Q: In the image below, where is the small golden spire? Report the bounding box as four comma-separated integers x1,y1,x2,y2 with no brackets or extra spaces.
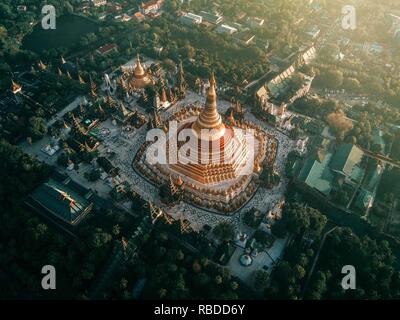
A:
161,86,167,103
11,80,22,94
66,71,72,80
38,60,46,71
176,175,184,187
57,68,63,76
78,74,86,84
91,88,97,98
227,109,235,124
134,54,145,77
193,73,223,132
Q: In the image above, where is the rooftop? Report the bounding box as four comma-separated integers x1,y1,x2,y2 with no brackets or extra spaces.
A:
27,175,93,226
297,143,366,196
330,144,363,177
297,153,334,196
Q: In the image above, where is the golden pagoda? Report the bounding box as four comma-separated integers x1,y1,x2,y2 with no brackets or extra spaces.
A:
167,73,250,185
124,54,153,90
137,70,266,212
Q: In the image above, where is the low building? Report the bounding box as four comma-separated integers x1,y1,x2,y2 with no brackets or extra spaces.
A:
133,11,145,22
247,17,264,28
26,174,94,228
96,43,118,55
140,0,164,16
234,31,256,46
200,11,223,24
296,143,365,199
17,5,27,12
330,144,364,182
180,13,203,26
91,0,107,7
121,13,132,22
215,24,238,35
371,128,386,154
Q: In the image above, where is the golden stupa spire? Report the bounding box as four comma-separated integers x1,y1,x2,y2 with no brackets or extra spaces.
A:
193,72,223,132
38,60,46,71
176,175,184,187
57,68,63,76
66,71,72,80
119,76,127,90
61,56,66,64
11,80,22,94
134,54,145,77
227,109,236,125
161,86,167,103
78,74,86,84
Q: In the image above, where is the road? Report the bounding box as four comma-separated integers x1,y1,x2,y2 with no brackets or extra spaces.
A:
301,226,338,299
361,148,400,169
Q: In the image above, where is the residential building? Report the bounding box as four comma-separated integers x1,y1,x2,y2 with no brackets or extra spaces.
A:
91,0,107,7
96,43,118,55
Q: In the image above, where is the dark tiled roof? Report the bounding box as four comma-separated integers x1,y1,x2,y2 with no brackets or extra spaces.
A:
28,178,93,225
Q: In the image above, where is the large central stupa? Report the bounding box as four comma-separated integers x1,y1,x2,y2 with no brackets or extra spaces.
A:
169,74,250,185
135,73,267,213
